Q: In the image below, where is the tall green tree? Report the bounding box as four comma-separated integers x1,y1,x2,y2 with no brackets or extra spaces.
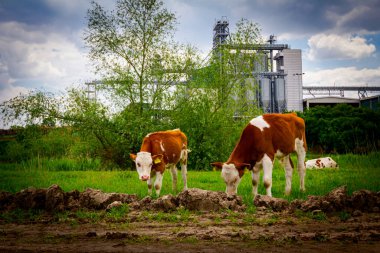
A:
85,0,197,115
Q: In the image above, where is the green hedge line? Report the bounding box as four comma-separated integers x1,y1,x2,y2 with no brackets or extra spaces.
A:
300,104,380,153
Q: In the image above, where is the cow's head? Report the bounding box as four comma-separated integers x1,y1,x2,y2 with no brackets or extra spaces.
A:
130,152,163,181
211,162,251,196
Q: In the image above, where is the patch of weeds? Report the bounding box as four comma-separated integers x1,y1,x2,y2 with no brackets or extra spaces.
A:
137,211,150,222
179,235,198,244
199,220,213,228
171,227,182,234
243,214,257,224
55,211,70,223
239,232,251,241
263,214,280,226
279,235,299,245
145,209,194,223
311,211,327,221
255,234,274,245
0,209,21,223
214,216,222,224
284,217,296,225
0,209,43,223
225,209,241,223
145,211,174,222
338,211,351,222
106,204,129,221
118,222,131,229
124,235,153,243
27,209,44,222
75,210,102,223
70,219,79,227
294,210,327,221
176,208,193,222
245,205,256,214
228,216,238,223
152,212,175,222
294,209,305,219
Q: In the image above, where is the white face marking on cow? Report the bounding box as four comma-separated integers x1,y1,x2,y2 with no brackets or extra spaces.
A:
135,152,153,181
249,116,270,132
221,163,241,196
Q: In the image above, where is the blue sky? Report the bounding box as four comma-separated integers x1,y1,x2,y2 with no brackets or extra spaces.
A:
1,0,380,103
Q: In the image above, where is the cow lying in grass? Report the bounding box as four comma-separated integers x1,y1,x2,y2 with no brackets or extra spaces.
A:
306,157,338,169
212,113,307,197
130,129,189,196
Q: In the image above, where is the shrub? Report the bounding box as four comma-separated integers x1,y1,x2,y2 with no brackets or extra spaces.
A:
300,104,380,153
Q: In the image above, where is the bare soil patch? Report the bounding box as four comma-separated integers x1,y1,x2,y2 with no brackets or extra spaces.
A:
1,185,379,252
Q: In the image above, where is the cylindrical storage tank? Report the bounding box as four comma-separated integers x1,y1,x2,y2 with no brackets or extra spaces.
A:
254,54,268,72
275,78,286,112
260,78,271,112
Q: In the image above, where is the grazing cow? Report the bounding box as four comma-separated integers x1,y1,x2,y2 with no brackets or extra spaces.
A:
306,157,338,169
212,113,307,197
130,129,188,196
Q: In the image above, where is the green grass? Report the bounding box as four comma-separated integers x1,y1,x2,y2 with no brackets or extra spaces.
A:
0,153,379,206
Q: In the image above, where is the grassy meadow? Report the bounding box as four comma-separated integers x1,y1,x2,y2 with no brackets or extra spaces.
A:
0,152,379,207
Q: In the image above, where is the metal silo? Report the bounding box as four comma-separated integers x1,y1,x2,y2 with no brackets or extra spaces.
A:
260,78,271,113
275,78,286,112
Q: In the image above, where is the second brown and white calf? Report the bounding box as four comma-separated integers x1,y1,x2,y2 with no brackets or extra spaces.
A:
212,113,307,197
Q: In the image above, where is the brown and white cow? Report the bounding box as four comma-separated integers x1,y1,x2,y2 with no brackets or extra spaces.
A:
212,113,307,197
130,129,188,196
306,157,338,169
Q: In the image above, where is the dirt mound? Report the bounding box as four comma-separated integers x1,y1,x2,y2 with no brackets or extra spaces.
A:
0,186,245,212
0,184,138,212
1,185,379,213
177,188,245,211
128,188,245,212
255,186,380,213
253,194,289,212
129,195,179,212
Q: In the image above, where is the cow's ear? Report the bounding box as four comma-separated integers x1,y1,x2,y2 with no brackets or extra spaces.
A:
211,162,224,170
235,163,251,170
130,153,137,161
152,154,163,165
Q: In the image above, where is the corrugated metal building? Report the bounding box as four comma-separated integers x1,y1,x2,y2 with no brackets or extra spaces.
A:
275,49,303,112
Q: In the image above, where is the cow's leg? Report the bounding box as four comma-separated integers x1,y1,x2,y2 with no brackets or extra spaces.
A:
251,163,261,198
180,148,188,191
282,155,294,195
147,170,156,195
295,139,307,192
170,164,178,192
180,160,188,191
154,171,164,196
262,154,273,197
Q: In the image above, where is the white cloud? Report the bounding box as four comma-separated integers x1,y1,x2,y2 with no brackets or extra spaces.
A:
304,66,380,87
306,33,376,60
0,22,92,97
